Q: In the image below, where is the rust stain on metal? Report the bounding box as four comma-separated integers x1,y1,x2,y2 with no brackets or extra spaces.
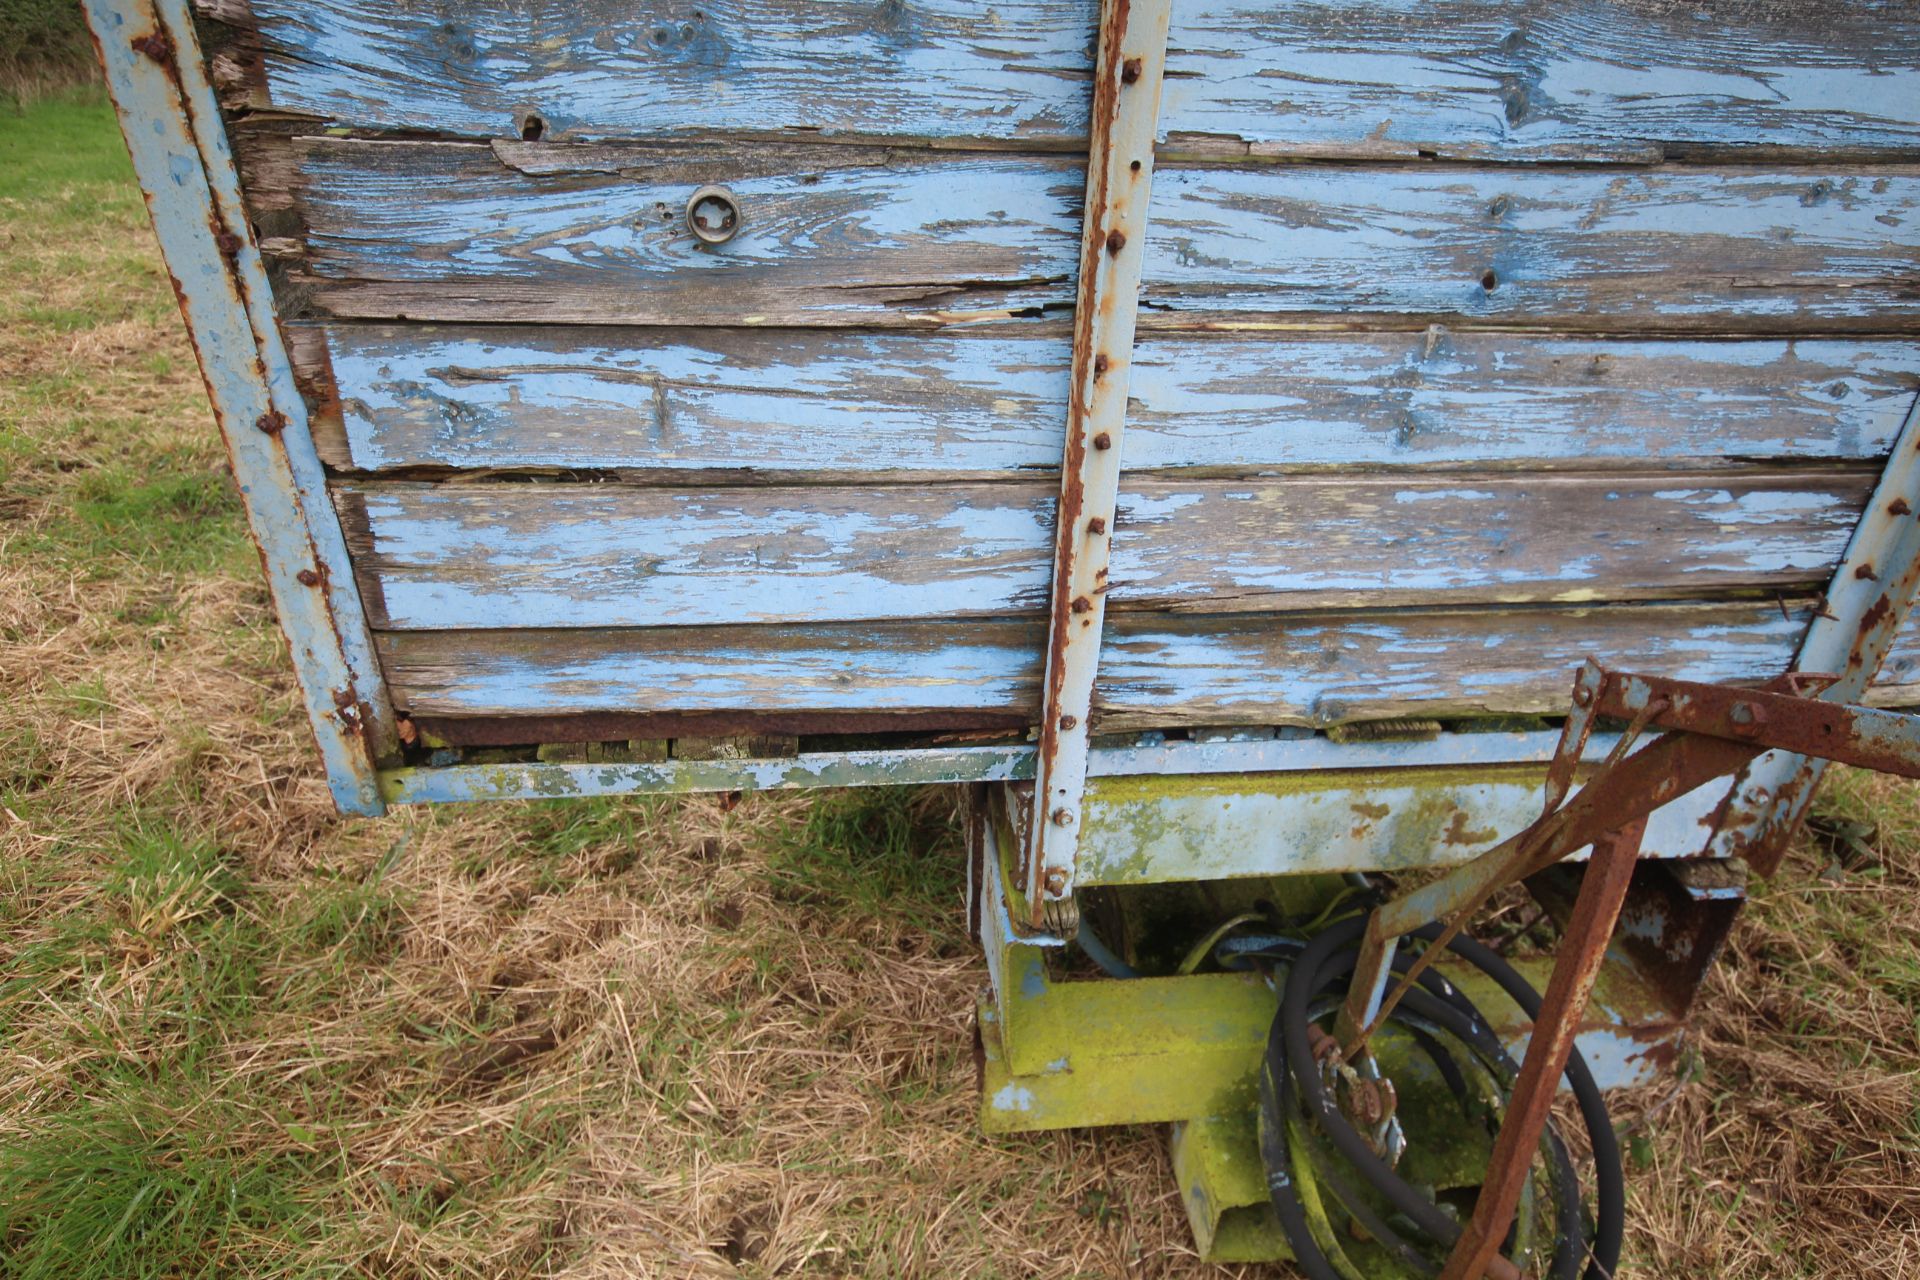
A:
1441,810,1498,846
129,29,173,65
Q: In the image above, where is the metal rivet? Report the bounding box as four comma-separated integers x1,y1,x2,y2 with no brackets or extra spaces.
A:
1093,354,1110,377
254,411,286,435
1092,432,1112,450
685,184,743,245
1050,809,1074,828
1059,714,1078,730
1070,596,1093,614
296,568,323,587
1106,229,1127,254
1087,516,1107,535
1120,57,1142,84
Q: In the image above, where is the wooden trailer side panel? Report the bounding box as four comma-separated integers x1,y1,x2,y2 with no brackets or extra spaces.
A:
189,0,1920,759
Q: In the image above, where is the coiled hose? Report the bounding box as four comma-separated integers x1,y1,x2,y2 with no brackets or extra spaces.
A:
1257,915,1624,1280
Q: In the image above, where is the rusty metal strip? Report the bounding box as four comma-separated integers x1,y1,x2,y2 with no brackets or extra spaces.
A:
84,0,396,814
1595,670,1920,780
1024,0,1175,929
1708,396,1920,874
1437,816,1648,1280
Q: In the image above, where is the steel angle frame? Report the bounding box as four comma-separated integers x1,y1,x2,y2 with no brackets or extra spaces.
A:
1024,0,1175,930
84,0,397,815
1707,396,1920,873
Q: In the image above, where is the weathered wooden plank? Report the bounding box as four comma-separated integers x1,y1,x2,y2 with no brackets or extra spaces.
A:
371,602,1920,728
286,141,1920,330
223,0,1920,158
335,470,1876,631
311,322,1920,475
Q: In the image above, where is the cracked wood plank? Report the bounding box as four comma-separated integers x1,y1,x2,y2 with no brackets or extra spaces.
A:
334,469,1878,631
306,322,1920,475
211,0,1920,159
372,601,1920,729
278,141,1920,330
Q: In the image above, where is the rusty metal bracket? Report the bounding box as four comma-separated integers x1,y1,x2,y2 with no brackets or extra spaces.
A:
1337,654,1920,1279
1023,0,1174,930
84,0,398,814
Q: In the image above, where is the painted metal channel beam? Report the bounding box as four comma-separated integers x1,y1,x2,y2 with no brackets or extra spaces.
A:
84,0,397,815
382,728,1612,807
1708,396,1920,873
1025,0,1175,930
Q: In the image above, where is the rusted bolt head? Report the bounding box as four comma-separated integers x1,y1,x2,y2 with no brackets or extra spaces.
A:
296,568,323,587
1086,516,1107,535
1105,229,1127,255
254,410,287,435
1049,808,1074,828
1729,701,1767,735
1092,432,1112,450
685,184,743,245
1120,56,1143,84
1043,867,1069,895
1070,596,1093,614
1890,498,1912,517
1058,714,1078,731
1092,354,1111,377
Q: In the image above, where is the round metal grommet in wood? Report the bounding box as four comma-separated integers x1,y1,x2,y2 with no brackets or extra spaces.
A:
685,184,742,245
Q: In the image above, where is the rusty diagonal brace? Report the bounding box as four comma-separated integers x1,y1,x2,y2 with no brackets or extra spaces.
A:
1327,659,1920,1280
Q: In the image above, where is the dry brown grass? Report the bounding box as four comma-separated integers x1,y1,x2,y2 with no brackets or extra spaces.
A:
4,93,1919,1280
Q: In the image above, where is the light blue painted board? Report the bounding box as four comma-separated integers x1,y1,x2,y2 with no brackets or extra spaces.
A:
229,0,1920,157
337,472,1876,631
287,143,1920,328
314,323,1920,474
379,601,1920,727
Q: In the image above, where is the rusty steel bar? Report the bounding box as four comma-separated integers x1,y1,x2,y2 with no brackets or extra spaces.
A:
1709,396,1920,874
1437,816,1648,1280
83,0,397,814
1024,0,1174,930
1596,671,1920,780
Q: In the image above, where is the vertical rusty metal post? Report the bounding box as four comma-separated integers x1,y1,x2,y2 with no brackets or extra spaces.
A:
83,0,397,814
1024,0,1175,930
1438,817,1648,1280
1708,397,1920,874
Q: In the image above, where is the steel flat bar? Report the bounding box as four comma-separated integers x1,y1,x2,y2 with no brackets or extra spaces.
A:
1025,0,1174,928
83,0,396,814
1710,396,1920,873
1597,671,1920,780
1438,817,1648,1280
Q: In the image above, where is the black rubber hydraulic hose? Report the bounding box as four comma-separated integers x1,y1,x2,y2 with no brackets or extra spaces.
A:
1262,915,1624,1280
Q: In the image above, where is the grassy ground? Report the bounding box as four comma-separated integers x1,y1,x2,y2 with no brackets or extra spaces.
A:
2,89,1917,1279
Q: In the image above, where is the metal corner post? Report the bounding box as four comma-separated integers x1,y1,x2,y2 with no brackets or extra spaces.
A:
1707,396,1920,873
83,0,397,815
1023,0,1175,930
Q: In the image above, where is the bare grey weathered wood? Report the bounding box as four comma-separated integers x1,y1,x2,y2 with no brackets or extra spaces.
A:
280,141,1920,331
216,0,1920,159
